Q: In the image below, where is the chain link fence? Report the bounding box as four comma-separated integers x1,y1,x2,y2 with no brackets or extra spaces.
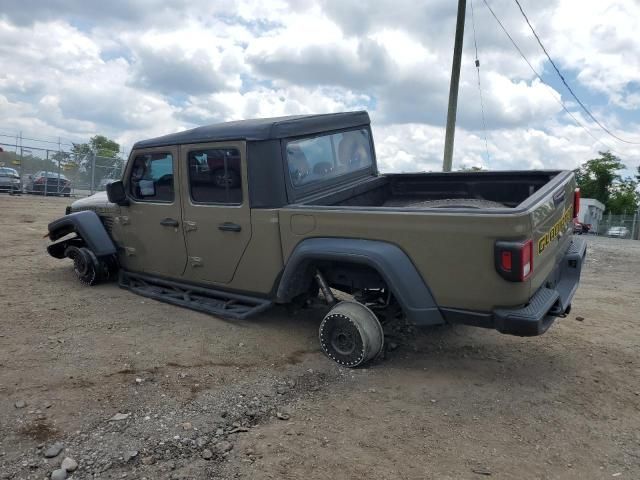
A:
0,141,125,197
595,213,640,240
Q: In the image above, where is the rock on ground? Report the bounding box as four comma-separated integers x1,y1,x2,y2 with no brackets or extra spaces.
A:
50,468,67,480
43,443,64,458
60,457,78,472
201,449,213,460
215,441,233,454
109,412,130,421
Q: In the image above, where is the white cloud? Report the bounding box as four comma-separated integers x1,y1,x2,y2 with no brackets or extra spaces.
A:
0,0,637,175
548,0,640,109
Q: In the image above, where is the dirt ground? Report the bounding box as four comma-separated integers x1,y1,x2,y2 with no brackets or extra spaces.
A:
0,194,639,480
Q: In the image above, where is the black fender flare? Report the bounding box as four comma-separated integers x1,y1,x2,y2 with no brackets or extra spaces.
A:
47,210,116,258
276,238,443,326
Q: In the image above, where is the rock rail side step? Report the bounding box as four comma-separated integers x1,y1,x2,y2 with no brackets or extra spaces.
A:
119,271,272,320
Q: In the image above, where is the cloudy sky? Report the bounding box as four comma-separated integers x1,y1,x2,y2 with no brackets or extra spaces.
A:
0,0,639,173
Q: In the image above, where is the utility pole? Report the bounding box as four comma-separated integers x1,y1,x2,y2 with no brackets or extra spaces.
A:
443,0,467,172
18,131,23,178
57,137,62,195
90,151,96,195
45,150,49,197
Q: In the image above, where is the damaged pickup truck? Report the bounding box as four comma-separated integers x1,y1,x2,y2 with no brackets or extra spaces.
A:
46,111,586,367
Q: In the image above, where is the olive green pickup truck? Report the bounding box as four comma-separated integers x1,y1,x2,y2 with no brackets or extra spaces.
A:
47,111,586,367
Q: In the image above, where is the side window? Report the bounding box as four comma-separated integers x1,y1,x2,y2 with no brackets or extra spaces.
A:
129,153,174,202
334,129,372,173
188,148,242,204
286,128,373,187
286,135,334,187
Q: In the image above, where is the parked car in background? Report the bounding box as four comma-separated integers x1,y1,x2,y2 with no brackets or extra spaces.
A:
606,226,630,238
24,171,71,196
0,167,21,194
190,149,241,188
573,220,591,235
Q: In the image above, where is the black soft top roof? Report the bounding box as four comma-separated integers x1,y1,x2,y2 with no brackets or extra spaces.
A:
133,111,370,149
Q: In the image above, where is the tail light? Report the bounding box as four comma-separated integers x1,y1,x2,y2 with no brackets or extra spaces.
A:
573,188,580,218
495,239,533,282
35,177,45,184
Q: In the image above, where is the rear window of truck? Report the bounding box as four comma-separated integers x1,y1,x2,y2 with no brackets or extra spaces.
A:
286,128,373,187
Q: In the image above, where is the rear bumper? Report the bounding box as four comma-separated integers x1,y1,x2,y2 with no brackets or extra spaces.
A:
441,236,587,336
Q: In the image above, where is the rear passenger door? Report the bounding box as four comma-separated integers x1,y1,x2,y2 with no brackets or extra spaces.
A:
179,141,252,285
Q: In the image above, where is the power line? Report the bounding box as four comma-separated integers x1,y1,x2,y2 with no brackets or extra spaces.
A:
469,0,491,162
512,0,640,145
0,132,75,148
481,0,621,155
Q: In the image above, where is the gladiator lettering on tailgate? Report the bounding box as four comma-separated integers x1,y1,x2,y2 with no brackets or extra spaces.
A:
537,207,573,254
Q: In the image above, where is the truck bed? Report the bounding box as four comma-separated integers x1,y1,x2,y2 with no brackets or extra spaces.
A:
303,170,561,209
282,169,575,313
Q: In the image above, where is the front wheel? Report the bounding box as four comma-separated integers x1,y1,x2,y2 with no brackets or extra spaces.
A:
65,246,101,285
319,301,384,367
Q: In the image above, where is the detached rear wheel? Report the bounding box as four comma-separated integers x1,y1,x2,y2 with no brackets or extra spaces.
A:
319,301,384,367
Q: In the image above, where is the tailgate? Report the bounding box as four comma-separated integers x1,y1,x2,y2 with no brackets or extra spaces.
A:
529,173,577,294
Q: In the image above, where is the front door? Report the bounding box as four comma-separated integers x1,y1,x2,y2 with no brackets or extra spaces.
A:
112,146,187,278
179,141,252,285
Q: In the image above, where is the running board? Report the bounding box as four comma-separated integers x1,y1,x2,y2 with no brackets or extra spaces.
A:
119,271,272,320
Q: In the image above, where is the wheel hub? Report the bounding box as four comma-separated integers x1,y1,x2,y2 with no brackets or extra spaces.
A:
331,330,356,355
319,301,385,368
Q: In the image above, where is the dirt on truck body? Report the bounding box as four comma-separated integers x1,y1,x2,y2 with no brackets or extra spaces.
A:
46,111,586,367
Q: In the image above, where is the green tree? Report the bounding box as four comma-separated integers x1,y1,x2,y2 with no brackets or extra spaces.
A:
574,151,639,214
1,149,65,176
573,151,624,206
607,178,639,215
72,135,120,158
71,135,124,186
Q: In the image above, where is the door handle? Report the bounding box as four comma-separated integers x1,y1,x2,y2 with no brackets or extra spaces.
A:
160,218,179,227
218,222,242,232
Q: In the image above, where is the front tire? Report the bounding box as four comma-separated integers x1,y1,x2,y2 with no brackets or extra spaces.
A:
319,301,384,367
65,246,100,285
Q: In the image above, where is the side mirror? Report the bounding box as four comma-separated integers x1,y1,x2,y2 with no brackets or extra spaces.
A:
106,180,128,206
